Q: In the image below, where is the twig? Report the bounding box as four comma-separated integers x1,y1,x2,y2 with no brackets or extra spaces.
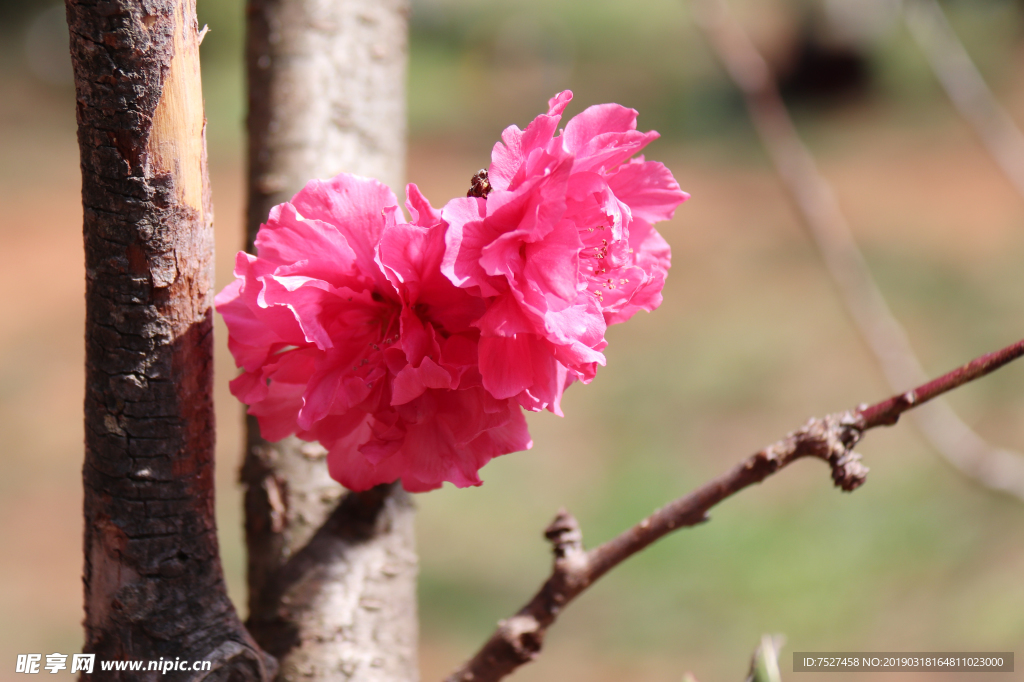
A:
859,338,1024,428
746,635,785,682
903,0,1024,202
693,0,1024,501
443,336,1024,682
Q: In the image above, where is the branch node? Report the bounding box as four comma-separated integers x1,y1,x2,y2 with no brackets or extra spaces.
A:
830,449,869,492
544,508,583,559
809,412,869,492
498,615,543,661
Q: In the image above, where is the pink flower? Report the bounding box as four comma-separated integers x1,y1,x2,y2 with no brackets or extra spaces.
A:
216,174,532,492
441,90,689,415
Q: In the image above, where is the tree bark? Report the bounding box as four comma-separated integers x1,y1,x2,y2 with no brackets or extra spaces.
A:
70,0,272,677
242,1,417,680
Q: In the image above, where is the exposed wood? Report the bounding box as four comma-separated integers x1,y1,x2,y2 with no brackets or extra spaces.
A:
69,0,272,677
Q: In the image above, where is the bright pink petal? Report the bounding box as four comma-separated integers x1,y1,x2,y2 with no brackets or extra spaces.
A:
561,103,660,173
516,350,574,416
405,182,442,225
520,218,584,307
475,293,536,338
606,159,689,226
540,300,608,368
289,174,397,291
391,356,453,406
255,203,363,286
326,420,398,490
296,345,370,430
218,252,309,367
566,171,629,241
229,370,267,405
257,274,336,350
606,221,672,324
441,197,505,296
489,90,573,191
379,216,485,333
478,333,547,400
244,349,318,441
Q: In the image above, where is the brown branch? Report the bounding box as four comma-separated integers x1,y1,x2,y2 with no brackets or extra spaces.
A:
903,0,1024,202
859,337,1024,428
693,0,1024,501
444,336,1024,682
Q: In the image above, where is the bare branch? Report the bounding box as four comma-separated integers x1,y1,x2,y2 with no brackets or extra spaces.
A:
444,337,1024,682
693,0,1024,501
859,338,1024,428
746,635,785,682
903,0,1024,202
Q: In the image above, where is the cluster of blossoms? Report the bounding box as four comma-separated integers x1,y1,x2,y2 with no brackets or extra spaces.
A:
216,91,688,492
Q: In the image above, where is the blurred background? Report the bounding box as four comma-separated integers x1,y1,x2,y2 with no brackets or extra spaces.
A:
2,0,1024,680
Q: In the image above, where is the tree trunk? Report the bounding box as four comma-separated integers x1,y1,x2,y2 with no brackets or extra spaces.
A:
70,0,272,677
242,1,417,680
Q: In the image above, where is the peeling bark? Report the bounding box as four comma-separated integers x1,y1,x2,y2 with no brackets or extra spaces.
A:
242,1,417,680
70,0,272,677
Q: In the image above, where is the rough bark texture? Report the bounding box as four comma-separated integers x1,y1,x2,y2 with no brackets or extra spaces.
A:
70,0,273,678
242,1,417,680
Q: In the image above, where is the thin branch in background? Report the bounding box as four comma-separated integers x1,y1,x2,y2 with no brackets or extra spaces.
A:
444,337,1024,682
693,0,1024,501
746,635,785,682
903,0,1024,202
